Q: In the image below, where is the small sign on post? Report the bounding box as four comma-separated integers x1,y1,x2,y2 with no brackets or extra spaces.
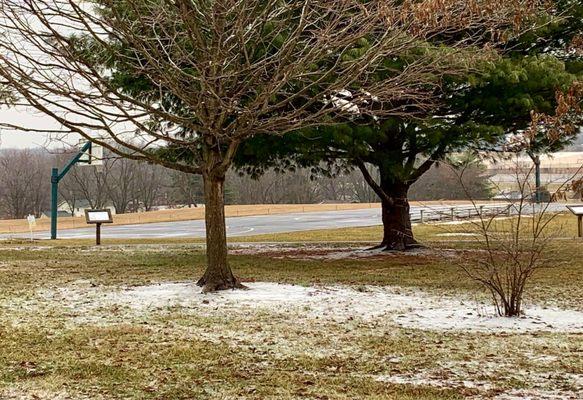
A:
566,205,583,238
26,214,36,242
84,209,113,245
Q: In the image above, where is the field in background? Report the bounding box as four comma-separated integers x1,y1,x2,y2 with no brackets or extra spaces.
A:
0,200,499,234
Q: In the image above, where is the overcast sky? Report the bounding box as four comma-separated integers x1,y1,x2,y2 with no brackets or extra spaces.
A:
0,105,80,149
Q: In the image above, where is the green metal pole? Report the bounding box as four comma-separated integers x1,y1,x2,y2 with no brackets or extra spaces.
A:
49,142,92,240
50,167,59,240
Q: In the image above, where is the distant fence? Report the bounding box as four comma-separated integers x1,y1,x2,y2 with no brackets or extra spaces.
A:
412,204,512,224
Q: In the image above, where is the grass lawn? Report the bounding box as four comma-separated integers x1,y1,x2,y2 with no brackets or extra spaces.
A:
0,217,581,399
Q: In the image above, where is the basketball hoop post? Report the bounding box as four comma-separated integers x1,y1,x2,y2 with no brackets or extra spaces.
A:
50,141,93,240
50,167,59,240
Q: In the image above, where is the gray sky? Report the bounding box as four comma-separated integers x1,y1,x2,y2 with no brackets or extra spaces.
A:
0,105,80,149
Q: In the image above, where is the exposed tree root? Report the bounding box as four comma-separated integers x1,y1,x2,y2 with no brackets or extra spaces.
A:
197,275,248,293
383,244,425,252
369,240,425,252
367,243,388,251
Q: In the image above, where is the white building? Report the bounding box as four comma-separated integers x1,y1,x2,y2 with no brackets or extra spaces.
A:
57,200,116,218
484,152,583,190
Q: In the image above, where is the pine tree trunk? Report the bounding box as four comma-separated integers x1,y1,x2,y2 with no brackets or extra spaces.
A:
196,172,242,292
379,183,419,251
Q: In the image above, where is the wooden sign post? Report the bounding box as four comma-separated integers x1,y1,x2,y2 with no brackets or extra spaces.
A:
84,209,113,245
566,205,583,238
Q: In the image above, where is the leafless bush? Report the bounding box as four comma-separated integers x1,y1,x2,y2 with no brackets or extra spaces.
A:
447,165,575,315
445,84,583,316
459,161,564,316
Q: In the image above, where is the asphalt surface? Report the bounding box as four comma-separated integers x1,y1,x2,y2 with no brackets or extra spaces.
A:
1,203,553,240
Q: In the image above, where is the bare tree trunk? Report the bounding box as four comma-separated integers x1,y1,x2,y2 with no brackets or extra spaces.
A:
379,183,419,251
197,172,243,292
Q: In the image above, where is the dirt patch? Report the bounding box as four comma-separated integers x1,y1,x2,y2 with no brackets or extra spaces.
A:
229,244,448,261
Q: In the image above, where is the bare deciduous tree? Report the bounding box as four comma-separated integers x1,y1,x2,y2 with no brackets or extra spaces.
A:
0,149,50,218
0,0,548,291
106,157,139,214
346,166,380,203
229,169,324,204
134,163,167,212
167,170,203,208
409,159,493,201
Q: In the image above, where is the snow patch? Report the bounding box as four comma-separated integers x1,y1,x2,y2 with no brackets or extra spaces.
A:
39,282,583,333
376,373,581,400
377,374,494,391
435,232,480,237
494,389,579,400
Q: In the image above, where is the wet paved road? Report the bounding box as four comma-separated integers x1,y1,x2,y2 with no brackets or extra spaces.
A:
2,203,566,240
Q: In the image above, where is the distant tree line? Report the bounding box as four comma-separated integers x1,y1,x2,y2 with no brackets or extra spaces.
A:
230,161,493,205
0,147,204,219
0,147,492,219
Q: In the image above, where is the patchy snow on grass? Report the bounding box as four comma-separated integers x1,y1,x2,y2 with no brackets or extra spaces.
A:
0,388,99,400
229,244,341,257
377,372,581,400
38,281,583,333
494,389,580,400
435,232,480,237
377,373,494,392
375,356,582,400
229,244,377,260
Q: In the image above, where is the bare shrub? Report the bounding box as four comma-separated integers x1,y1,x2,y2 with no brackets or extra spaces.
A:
442,84,583,316
454,160,566,316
